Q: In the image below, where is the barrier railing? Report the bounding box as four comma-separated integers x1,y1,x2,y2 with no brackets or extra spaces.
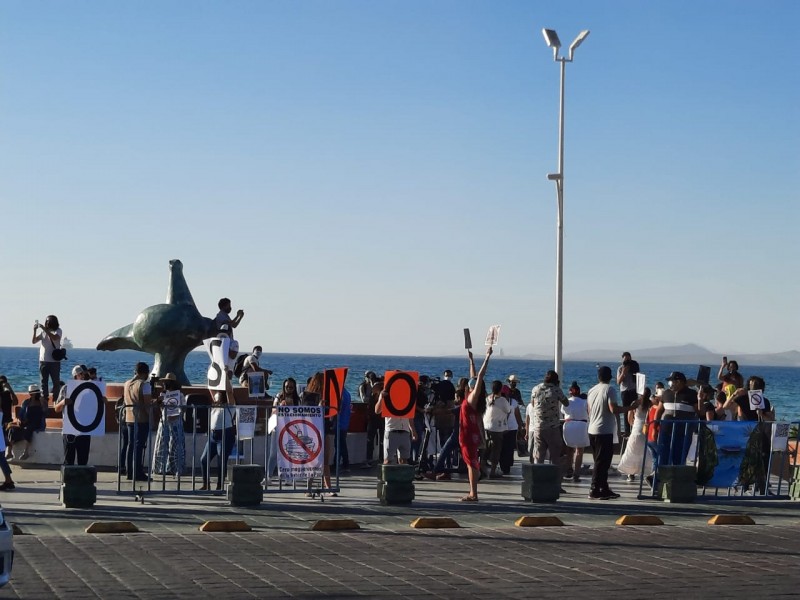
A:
634,418,798,500
116,403,341,498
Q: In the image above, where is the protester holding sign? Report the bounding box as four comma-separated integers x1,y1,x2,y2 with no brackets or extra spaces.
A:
375,385,417,465
54,365,93,465
458,346,493,502
200,377,237,491
151,373,186,476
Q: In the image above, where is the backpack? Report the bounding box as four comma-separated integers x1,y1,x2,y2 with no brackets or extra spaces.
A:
233,353,248,378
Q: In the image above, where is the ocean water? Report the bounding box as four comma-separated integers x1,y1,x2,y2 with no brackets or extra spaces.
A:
3,346,799,423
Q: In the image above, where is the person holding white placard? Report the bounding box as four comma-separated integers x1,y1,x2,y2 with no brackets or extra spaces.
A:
54,365,93,465
151,373,186,476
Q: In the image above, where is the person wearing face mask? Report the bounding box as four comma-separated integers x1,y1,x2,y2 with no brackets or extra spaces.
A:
238,345,273,388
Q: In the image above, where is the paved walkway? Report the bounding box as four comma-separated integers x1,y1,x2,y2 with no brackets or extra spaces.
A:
3,464,799,598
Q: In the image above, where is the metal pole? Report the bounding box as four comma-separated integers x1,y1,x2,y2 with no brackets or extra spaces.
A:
554,58,566,379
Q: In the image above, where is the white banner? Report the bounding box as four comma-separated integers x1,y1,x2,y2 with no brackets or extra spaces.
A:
236,406,257,440
204,336,230,391
63,381,107,436
276,405,324,481
635,373,646,395
772,422,790,451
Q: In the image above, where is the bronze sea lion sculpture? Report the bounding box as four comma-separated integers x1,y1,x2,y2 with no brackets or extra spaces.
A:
97,259,215,384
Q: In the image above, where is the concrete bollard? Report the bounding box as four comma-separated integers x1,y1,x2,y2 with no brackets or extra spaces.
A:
379,464,415,505
61,466,97,509
657,465,697,503
521,463,560,503
227,465,263,507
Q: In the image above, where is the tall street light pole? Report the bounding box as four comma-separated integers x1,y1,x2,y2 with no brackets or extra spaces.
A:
542,28,590,380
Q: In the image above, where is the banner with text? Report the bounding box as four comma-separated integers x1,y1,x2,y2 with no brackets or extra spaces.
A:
276,405,324,480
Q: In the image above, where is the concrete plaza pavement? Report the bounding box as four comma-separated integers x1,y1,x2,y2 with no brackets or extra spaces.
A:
2,463,799,598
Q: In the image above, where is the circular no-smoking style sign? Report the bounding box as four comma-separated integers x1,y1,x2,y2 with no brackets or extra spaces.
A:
278,419,323,465
66,382,105,434
749,391,764,409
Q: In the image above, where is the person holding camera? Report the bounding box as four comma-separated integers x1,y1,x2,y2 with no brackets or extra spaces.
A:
31,315,63,406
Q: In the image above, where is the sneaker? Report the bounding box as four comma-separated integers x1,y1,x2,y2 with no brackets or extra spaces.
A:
626,474,636,482
603,490,621,499
0,482,15,491
588,490,604,500
572,475,581,483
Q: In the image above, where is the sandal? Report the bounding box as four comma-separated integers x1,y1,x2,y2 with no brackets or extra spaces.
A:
460,495,478,502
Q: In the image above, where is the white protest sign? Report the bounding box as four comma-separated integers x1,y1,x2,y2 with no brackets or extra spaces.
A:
63,380,106,436
276,405,324,481
484,325,501,346
771,422,790,451
635,373,646,396
748,389,766,411
236,406,257,440
161,390,183,418
248,372,266,398
204,336,230,391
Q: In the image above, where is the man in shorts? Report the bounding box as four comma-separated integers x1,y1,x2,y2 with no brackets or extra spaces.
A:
375,388,417,464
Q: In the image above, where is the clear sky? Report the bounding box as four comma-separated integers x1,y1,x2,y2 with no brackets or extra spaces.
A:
1,1,798,358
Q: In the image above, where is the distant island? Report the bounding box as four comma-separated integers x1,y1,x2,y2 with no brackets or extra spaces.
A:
500,343,800,368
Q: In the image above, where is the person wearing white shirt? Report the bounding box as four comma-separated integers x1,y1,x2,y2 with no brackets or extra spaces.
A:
500,384,524,475
483,381,511,479
561,382,589,482
31,315,63,406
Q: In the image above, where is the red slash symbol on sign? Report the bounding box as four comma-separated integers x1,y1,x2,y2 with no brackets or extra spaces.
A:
279,419,323,465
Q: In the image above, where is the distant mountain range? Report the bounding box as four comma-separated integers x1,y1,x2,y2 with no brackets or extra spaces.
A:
510,343,800,368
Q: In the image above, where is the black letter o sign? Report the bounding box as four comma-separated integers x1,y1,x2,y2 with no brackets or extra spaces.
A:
384,372,417,418
66,382,105,433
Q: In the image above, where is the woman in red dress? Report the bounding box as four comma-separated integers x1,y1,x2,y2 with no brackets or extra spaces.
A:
459,346,493,501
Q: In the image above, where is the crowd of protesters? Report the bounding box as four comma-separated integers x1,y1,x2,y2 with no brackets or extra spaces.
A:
1,307,784,502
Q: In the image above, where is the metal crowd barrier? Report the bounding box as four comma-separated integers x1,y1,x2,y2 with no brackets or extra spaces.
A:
115,403,341,499
634,418,799,500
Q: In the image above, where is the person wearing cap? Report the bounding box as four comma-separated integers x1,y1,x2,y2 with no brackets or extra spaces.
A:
53,365,95,465
587,366,639,500
151,373,187,476
7,384,46,461
654,371,699,467
214,298,244,339
506,375,523,404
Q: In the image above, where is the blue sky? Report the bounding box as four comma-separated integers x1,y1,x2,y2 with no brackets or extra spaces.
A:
1,1,798,357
